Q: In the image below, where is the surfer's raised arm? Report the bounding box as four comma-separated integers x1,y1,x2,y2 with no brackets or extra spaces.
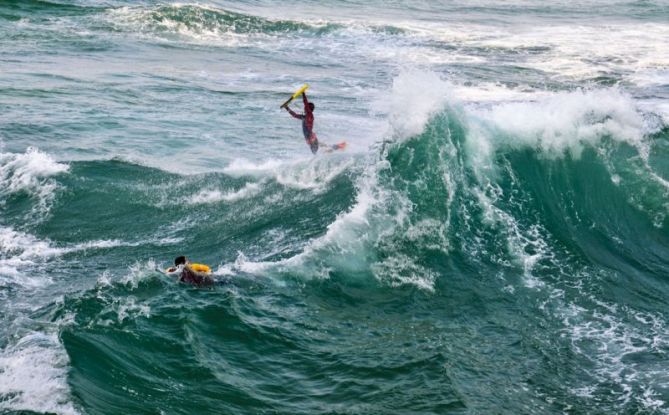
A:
285,105,304,119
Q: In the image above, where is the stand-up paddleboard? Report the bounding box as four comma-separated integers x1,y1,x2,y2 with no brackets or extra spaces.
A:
280,83,309,109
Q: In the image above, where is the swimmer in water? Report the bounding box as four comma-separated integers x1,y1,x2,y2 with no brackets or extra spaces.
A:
166,256,213,286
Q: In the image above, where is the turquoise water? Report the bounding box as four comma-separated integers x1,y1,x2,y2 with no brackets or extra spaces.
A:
1,1,669,413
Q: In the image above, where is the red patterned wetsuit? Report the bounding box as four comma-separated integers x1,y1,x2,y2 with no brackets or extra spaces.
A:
286,92,319,154
179,266,214,286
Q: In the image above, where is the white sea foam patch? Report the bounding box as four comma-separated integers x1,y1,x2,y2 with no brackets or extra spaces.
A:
0,226,178,262
89,263,161,329
224,156,354,191
452,82,549,104
188,182,262,205
520,24,669,83
103,3,307,46
0,331,79,415
68,236,182,252
561,299,669,411
370,254,437,291
105,4,240,44
0,147,69,216
121,259,159,289
469,180,554,290
400,20,669,85
275,157,354,191
0,226,180,284
223,158,286,177
0,226,62,261
468,88,652,160
0,226,61,286
215,252,273,277
374,69,453,141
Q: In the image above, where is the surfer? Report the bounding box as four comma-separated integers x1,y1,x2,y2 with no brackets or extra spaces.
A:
281,85,346,153
166,256,214,286
284,91,320,154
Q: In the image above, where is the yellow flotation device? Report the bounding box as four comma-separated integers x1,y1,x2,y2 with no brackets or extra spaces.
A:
190,263,211,274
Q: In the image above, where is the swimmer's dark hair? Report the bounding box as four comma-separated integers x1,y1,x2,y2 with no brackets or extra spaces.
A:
174,256,187,266
309,103,315,111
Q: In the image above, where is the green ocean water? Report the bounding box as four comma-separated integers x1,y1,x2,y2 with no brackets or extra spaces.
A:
1,1,669,414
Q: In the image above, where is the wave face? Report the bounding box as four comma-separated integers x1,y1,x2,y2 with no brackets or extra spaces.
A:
1,0,669,414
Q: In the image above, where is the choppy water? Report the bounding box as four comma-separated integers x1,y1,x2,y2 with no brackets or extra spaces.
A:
1,1,669,413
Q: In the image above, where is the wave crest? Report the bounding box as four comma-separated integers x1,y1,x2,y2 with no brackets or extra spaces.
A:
0,147,69,218
106,4,340,42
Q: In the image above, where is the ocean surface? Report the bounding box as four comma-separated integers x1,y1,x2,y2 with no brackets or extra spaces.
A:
1,0,668,413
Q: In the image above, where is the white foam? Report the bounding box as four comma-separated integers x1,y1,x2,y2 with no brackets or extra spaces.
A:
67,237,181,252
0,147,69,217
0,331,79,415
0,226,180,284
215,252,274,276
222,158,287,177
0,226,60,286
561,300,669,410
470,183,553,289
96,270,113,288
627,68,669,88
275,157,354,191
374,69,452,141
0,227,176,263
116,298,151,323
370,254,436,291
224,156,354,191
104,4,287,47
522,24,669,83
405,219,450,254
0,226,63,260
121,259,158,289
452,82,548,104
398,20,669,87
215,160,390,277
188,182,262,205
640,386,666,411
470,88,649,159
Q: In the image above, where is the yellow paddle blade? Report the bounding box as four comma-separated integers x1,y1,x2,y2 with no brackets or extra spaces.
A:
280,83,310,108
